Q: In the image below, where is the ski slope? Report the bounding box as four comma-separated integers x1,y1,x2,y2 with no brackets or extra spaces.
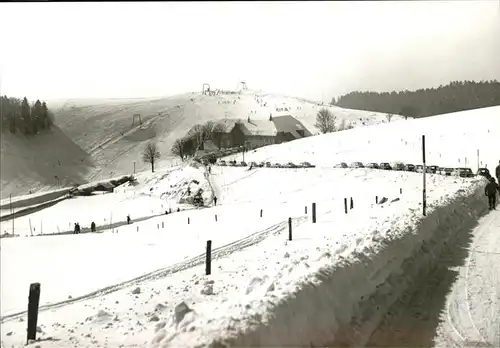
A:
1,106,499,348
2,90,399,198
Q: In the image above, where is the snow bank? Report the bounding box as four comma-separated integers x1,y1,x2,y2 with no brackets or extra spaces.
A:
202,179,489,347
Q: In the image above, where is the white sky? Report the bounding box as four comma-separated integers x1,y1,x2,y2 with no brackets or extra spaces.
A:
1,1,499,102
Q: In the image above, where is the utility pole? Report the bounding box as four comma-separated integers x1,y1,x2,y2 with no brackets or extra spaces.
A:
422,135,427,216
10,193,14,234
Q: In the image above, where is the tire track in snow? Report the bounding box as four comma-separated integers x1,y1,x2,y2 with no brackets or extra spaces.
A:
447,210,500,347
1,216,308,323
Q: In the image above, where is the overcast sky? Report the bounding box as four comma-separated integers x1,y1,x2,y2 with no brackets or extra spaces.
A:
1,1,499,102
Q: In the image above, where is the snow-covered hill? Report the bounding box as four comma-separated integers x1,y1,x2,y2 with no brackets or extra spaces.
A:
52,89,403,182
1,106,498,348
2,89,402,198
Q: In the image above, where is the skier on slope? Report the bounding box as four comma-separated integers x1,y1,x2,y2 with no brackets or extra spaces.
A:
485,176,500,210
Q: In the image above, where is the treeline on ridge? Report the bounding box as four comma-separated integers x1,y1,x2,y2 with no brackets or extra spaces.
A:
1,96,54,135
333,80,500,118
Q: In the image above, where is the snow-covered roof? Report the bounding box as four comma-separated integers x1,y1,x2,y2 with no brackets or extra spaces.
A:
272,115,312,138
239,119,277,137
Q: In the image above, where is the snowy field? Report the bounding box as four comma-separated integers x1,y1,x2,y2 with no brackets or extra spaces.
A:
1,106,499,347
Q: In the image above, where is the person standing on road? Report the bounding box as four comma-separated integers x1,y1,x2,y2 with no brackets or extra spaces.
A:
213,196,217,206
485,177,500,210
496,160,500,184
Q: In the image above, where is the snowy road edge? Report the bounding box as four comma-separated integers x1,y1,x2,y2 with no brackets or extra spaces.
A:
203,179,490,347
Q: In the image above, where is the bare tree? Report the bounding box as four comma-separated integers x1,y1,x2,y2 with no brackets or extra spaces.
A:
171,139,185,161
142,142,161,172
186,121,227,150
386,113,393,122
315,108,336,134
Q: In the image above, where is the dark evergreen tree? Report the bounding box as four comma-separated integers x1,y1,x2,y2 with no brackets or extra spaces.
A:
335,80,500,118
32,99,43,133
1,96,53,135
21,97,32,134
41,101,51,129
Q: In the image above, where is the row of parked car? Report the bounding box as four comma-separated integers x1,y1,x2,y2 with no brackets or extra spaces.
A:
215,159,492,179
217,160,315,169
335,161,491,178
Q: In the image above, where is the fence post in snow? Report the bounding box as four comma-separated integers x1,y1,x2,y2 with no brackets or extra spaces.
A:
162,222,164,228
375,196,378,204
188,217,190,225
350,197,354,210
137,226,139,232
344,198,348,214
26,283,41,344
215,214,217,222
312,203,316,223
400,188,402,194
205,240,212,276
288,217,292,241
260,209,263,218
422,135,427,216
305,206,307,214
157,224,159,229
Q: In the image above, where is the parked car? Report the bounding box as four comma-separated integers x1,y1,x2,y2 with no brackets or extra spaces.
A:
444,168,454,176
427,165,439,174
219,160,227,166
476,168,491,178
265,162,272,168
272,163,281,168
366,163,379,169
404,164,415,172
286,162,298,168
415,165,424,173
379,162,392,170
229,160,237,167
350,162,364,168
257,162,265,168
240,161,247,167
300,162,315,168
334,162,348,168
392,163,405,171
249,161,258,168
452,167,474,178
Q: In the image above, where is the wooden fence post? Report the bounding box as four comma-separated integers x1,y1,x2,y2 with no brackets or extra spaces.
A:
205,240,212,275
26,283,41,344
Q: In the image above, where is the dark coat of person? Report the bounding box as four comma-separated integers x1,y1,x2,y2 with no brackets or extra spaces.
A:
90,221,96,232
485,180,500,196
